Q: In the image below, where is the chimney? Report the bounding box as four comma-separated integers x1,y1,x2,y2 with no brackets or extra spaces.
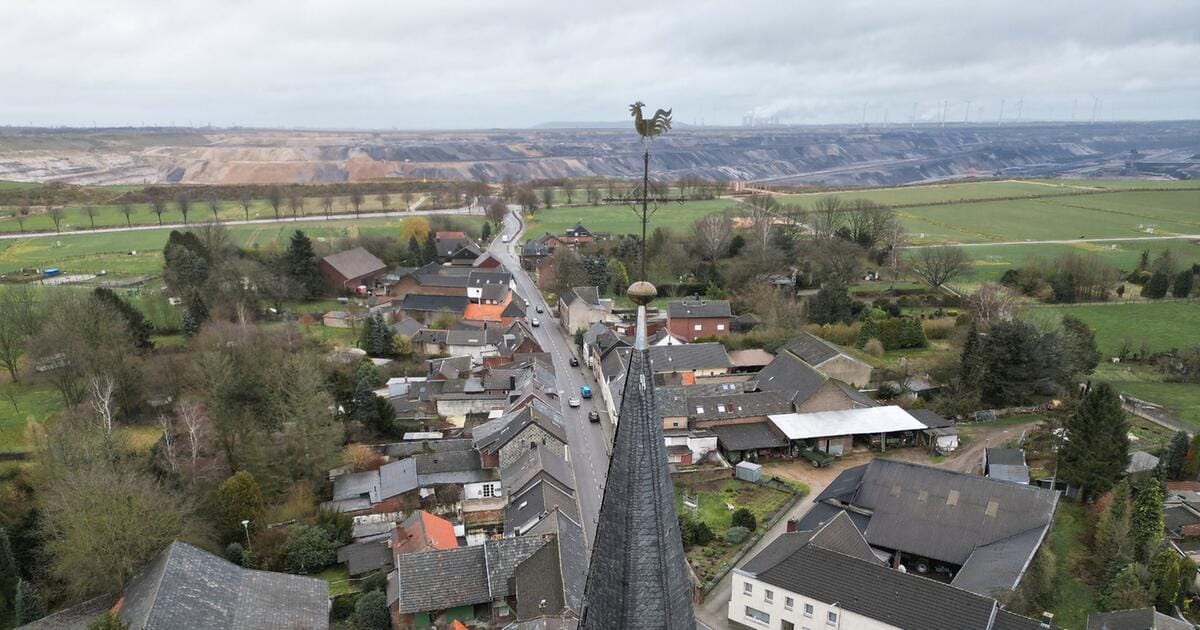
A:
1039,612,1054,628
785,518,800,533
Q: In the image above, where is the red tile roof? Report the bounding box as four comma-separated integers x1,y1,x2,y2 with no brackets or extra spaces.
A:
392,510,458,556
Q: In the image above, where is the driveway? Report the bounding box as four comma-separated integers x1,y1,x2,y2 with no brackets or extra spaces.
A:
489,210,611,549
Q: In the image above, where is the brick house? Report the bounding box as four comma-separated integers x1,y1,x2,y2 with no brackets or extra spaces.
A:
666,297,732,341
319,247,387,294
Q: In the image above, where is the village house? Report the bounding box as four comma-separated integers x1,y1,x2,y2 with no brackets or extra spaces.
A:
558,286,613,334
1086,608,1192,630
473,400,569,469
729,512,1045,630
666,297,732,341
319,247,387,294
781,330,874,387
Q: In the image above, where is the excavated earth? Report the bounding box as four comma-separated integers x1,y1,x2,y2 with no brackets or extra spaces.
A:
0,121,1196,186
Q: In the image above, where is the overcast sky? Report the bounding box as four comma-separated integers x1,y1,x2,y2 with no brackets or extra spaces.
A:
1,0,1197,129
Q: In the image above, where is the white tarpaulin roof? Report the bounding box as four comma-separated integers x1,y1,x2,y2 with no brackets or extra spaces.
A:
768,406,927,440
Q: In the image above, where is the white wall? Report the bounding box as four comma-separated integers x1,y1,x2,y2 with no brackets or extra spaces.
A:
463,480,503,501
728,571,899,630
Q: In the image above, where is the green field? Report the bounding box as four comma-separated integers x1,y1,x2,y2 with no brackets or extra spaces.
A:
957,238,1200,284
0,382,65,452
0,215,487,280
779,180,1070,206
1031,302,1200,355
525,199,737,237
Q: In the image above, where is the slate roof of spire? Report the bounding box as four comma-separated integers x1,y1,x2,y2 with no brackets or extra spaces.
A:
580,306,695,629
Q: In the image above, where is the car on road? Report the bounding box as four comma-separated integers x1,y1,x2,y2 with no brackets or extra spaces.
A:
502,235,510,243
530,317,540,327
569,357,579,367
580,385,593,399
568,397,581,408
588,410,600,422
536,305,544,313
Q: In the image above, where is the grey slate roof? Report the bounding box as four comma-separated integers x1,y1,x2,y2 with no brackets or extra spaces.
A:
987,448,1027,467
401,293,469,313
384,438,474,459
910,408,955,429
475,402,568,452
750,543,1042,630
486,536,556,600
380,458,419,499
666,298,732,319
337,538,394,576
526,510,588,615
647,342,732,373
565,286,602,308
688,390,794,421
803,459,1058,598
322,247,386,281
390,317,425,338
502,443,576,496
117,541,328,630
741,511,878,576
16,595,119,630
783,330,843,365
1087,608,1194,630
506,479,580,536
580,306,695,629
393,545,491,612
754,351,829,404
710,422,790,451
1128,451,1161,474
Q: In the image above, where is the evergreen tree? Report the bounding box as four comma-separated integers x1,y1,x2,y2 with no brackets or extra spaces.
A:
92,287,155,351
0,527,15,610
1058,383,1130,500
1173,270,1194,298
979,320,1065,407
1184,435,1200,479
1060,314,1101,378
810,279,855,325
1103,564,1151,611
180,310,200,339
421,232,438,263
285,231,326,299
14,578,45,625
1138,249,1150,271
1150,546,1181,612
481,222,492,242
358,315,394,357
1131,480,1164,564
181,289,209,338
855,316,881,349
354,359,381,388
353,590,392,630
1141,270,1170,299
1092,481,1132,577
407,234,422,264
212,471,266,544
1166,431,1190,479
959,320,986,392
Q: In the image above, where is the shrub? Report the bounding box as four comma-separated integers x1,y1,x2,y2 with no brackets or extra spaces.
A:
863,338,884,357
283,524,338,574
694,521,714,546
731,508,758,532
212,471,265,544
353,590,392,630
330,592,361,621
725,526,750,544
343,444,385,472
806,322,860,347
225,542,245,565
316,509,353,546
922,317,956,340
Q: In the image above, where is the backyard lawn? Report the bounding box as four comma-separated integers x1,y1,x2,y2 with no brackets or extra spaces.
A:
674,478,797,585
1044,503,1098,630
0,381,65,452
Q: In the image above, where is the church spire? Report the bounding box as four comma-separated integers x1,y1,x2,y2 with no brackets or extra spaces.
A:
579,282,695,629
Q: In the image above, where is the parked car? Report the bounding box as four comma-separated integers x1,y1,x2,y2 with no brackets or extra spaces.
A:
536,305,544,313
588,410,600,423
580,385,592,399
569,357,579,367
568,397,581,408
502,235,510,243
531,317,540,327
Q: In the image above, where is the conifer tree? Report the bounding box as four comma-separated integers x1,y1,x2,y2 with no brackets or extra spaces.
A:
422,232,438,263
959,320,986,392
1092,480,1132,576
1141,270,1170,299
285,231,326,299
1150,545,1181,612
1131,479,1164,564
1166,431,1190,479
1173,270,1194,298
1058,383,1129,500
408,235,422,264
14,578,45,624
1184,435,1200,479
1102,564,1150,611
0,527,15,610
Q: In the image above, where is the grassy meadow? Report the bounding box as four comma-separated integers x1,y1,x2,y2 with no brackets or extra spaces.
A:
525,198,737,237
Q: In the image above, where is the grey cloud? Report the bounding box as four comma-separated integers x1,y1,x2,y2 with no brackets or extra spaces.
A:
0,0,1195,128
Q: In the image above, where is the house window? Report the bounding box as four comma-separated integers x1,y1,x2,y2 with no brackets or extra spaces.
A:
781,622,795,630
764,589,773,603
827,611,838,625
694,324,703,331
743,582,753,595
744,606,770,625
716,324,725,331
804,603,814,617
482,484,495,498
696,406,704,414
717,404,727,413
784,597,794,611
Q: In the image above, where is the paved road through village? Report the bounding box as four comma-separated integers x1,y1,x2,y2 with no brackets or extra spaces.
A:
489,210,611,550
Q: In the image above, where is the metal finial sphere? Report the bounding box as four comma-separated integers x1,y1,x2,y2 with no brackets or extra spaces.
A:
627,281,658,306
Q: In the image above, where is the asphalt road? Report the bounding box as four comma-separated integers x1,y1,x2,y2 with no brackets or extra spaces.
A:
489,210,611,551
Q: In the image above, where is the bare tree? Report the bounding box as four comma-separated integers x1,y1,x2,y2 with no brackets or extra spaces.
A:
966,282,1023,329
177,401,207,476
375,193,390,212
48,206,65,232
0,285,42,381
911,245,969,288
540,187,555,209
87,374,117,435
267,187,283,219
694,213,734,261
238,192,252,220
349,191,364,216
150,198,167,225
119,203,134,227
562,181,576,204
486,199,508,224
15,205,30,233
320,195,334,217
811,196,844,239
287,195,303,220
158,414,178,473
175,192,191,225
401,190,414,211
82,205,99,230
744,194,778,256
845,199,895,247
207,198,220,222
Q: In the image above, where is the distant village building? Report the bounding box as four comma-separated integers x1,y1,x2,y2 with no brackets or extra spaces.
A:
666,297,732,341
319,247,387,293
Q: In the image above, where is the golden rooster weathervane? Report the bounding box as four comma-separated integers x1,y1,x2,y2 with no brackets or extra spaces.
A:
629,101,673,140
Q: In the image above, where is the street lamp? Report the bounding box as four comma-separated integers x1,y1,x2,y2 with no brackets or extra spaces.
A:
241,519,252,549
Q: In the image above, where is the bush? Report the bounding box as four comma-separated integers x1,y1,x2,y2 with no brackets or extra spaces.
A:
316,509,353,546
878,382,905,401
283,524,338,574
725,526,750,544
694,521,714,545
922,317,956,340
353,590,392,630
863,338,884,357
330,592,361,621
731,508,758,532
225,542,245,565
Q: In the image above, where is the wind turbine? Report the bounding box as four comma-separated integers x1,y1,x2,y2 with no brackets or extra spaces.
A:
1091,96,1101,124
911,102,918,128
998,98,1006,125
1015,98,1023,124
964,99,972,124
1071,98,1078,122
